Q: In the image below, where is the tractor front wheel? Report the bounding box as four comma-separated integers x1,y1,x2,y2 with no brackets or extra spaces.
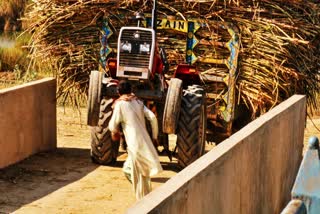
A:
90,98,120,165
87,70,103,126
176,85,207,168
162,78,183,134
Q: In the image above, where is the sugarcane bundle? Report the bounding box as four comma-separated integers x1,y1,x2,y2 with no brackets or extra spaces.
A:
24,0,320,116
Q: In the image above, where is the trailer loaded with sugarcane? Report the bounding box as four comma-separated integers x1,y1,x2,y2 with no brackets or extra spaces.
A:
24,0,320,169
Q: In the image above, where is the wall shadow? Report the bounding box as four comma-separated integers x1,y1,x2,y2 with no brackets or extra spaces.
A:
0,147,182,212
152,177,170,183
0,147,99,212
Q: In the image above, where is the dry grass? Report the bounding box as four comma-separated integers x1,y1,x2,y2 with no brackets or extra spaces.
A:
22,0,320,116
0,45,25,71
0,31,54,86
0,0,28,16
0,0,28,31
0,1,15,17
0,0,34,82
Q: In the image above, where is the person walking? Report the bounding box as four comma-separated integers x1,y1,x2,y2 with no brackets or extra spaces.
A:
108,80,163,200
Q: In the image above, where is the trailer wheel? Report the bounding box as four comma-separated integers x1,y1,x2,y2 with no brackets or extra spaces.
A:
176,85,207,168
90,98,120,165
163,78,183,134
87,70,103,126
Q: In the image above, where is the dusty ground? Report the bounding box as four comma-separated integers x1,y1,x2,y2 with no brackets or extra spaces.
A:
0,107,200,214
0,106,319,213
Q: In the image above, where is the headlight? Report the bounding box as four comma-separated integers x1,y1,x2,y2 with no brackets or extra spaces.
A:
133,32,140,39
140,42,150,54
120,41,132,53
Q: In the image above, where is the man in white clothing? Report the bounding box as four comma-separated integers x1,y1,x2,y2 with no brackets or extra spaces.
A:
108,80,163,200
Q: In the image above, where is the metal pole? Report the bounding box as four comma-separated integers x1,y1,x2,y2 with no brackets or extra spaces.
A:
151,0,157,31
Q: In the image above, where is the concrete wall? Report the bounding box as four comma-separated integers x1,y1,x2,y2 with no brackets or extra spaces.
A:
128,95,306,214
0,78,57,168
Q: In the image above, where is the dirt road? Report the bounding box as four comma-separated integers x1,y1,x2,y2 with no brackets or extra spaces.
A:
0,107,180,214
0,106,319,213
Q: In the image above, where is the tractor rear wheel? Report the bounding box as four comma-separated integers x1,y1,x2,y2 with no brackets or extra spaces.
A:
87,70,103,126
163,78,183,134
176,85,207,168
90,98,120,165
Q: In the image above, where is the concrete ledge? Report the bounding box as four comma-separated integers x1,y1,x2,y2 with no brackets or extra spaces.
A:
0,78,57,168
128,95,306,214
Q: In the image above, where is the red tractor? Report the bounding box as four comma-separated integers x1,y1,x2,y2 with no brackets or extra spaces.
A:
87,0,207,169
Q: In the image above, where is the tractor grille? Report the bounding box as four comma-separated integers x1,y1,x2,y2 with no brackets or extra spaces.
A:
120,29,153,42
119,53,151,67
119,29,152,69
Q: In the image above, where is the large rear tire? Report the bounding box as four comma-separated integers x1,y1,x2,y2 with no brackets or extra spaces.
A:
176,85,207,168
90,98,120,165
163,78,183,134
87,70,103,126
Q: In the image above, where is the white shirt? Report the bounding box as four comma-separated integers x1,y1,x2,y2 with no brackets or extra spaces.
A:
109,98,163,177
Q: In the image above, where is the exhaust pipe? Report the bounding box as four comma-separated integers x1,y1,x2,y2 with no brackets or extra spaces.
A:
151,0,157,31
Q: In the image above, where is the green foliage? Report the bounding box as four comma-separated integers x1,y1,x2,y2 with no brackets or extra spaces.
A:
15,32,31,47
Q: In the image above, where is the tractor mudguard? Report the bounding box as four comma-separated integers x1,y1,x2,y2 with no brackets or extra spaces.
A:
174,64,201,88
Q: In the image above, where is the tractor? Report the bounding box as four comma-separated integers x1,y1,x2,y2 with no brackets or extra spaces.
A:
87,0,240,169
